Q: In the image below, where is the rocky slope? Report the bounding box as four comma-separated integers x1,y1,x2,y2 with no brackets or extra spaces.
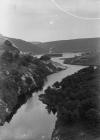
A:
40,66,100,140
0,40,65,125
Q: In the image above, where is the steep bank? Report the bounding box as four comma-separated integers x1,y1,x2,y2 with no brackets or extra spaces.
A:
0,40,65,125
40,66,100,140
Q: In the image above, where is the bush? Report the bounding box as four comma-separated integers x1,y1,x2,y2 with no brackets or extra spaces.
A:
40,55,50,61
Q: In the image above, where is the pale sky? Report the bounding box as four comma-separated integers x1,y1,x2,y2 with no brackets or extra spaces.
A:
0,0,100,42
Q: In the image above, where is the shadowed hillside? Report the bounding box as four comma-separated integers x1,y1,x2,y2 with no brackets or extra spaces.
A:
0,35,100,54
0,34,45,55
9,38,46,54
40,66,100,140
39,38,100,53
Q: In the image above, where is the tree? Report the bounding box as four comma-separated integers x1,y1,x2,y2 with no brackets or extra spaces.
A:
40,55,50,61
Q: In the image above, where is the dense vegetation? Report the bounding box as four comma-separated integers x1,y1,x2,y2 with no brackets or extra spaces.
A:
39,66,100,136
0,40,64,125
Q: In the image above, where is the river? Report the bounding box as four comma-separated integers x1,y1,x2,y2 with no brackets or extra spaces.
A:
0,53,84,140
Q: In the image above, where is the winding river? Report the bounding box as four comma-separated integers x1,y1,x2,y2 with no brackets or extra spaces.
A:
0,53,84,140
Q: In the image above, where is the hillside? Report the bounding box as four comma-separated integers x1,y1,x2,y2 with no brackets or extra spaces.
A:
39,38,100,53
0,34,6,45
0,35,100,54
0,40,65,125
0,35,45,55
7,37,46,54
64,51,100,66
40,66,100,140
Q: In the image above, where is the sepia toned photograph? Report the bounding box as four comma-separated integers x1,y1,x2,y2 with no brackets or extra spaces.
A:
0,0,100,140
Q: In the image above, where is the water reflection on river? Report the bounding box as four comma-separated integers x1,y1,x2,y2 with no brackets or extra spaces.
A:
0,53,84,140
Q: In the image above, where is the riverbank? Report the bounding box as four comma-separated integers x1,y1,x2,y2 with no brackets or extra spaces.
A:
0,40,66,125
40,66,100,140
0,52,84,140
63,51,100,66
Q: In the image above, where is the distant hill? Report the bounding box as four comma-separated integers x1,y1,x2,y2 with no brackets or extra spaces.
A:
63,51,100,66
8,38,45,54
0,35,45,55
0,35,100,54
39,38,100,53
0,39,65,125
0,34,6,45
31,42,42,45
